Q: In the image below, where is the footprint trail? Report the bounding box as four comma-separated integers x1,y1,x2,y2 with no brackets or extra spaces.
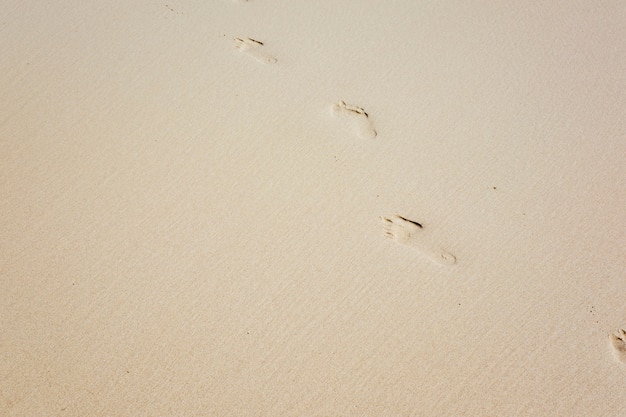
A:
381,214,456,265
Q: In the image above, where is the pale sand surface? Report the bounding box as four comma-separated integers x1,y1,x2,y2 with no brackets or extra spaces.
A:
1,1,626,415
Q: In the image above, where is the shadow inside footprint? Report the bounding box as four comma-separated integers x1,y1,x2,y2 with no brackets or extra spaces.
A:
381,214,456,265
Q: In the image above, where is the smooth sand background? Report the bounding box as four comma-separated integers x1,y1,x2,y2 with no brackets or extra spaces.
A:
1,1,626,415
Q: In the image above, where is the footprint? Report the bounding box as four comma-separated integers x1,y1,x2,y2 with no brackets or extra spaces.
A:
165,4,181,13
234,37,277,64
381,214,456,265
609,329,626,364
331,100,377,139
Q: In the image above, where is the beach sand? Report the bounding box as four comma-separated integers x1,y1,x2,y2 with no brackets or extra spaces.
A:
1,1,625,415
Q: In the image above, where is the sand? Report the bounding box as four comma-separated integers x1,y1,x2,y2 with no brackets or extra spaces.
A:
1,1,625,415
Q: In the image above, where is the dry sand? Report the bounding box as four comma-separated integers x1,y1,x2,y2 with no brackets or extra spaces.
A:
1,1,626,415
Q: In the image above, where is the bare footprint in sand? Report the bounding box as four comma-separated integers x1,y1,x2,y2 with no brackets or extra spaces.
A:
381,214,457,265
234,37,277,64
331,100,377,139
609,329,626,364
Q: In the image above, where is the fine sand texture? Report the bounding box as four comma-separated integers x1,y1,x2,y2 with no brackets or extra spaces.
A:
2,1,626,416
